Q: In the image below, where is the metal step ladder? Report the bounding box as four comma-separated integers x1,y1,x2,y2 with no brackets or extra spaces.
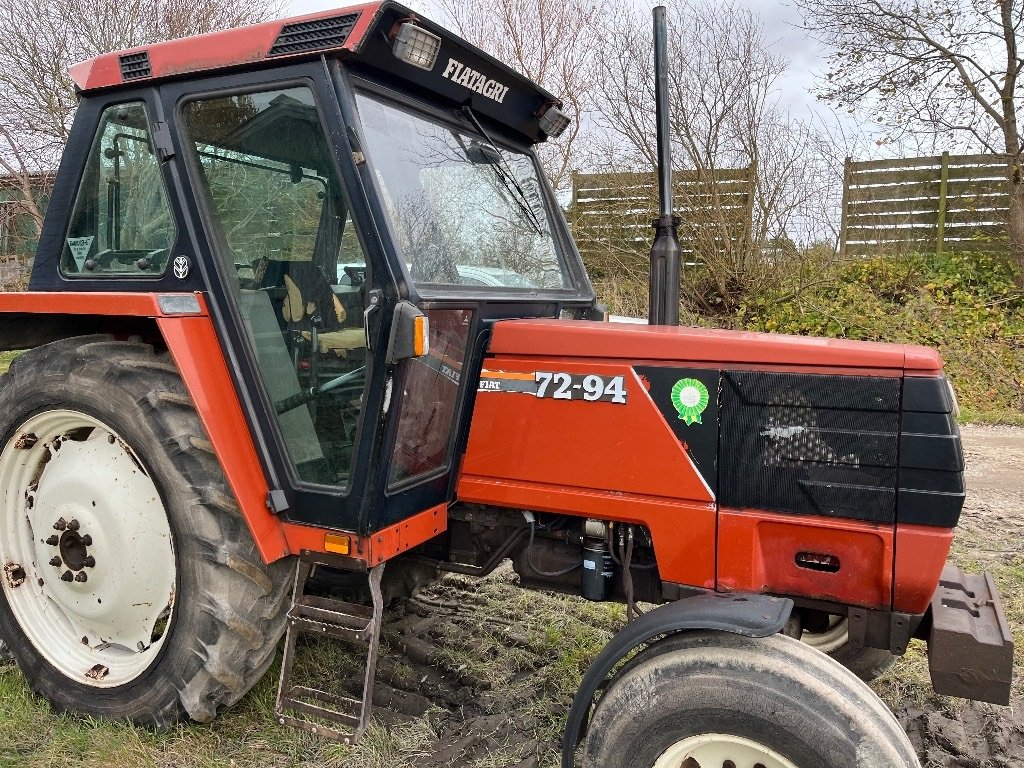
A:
275,558,385,744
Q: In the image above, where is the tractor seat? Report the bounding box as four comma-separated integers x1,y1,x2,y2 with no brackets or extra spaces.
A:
301,328,366,354
283,272,346,327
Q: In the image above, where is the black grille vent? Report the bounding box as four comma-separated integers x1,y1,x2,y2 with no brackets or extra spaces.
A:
268,13,360,57
719,372,901,523
119,51,152,81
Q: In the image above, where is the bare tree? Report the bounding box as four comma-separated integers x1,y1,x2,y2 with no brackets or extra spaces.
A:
590,0,837,314
434,0,599,192
0,0,282,285
795,0,1024,281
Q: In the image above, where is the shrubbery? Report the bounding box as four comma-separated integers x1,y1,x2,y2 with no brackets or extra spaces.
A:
595,251,1024,423
738,251,1023,423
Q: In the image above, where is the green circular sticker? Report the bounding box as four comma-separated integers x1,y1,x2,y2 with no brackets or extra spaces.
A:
670,378,709,425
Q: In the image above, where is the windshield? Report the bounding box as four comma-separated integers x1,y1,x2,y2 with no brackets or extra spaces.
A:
355,91,570,291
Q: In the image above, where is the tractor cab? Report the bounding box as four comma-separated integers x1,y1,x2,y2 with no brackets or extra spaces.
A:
37,0,593,537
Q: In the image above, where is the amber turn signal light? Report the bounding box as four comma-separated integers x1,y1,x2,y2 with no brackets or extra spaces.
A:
413,315,429,357
324,533,351,555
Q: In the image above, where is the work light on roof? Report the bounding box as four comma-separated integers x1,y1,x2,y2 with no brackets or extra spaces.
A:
538,105,570,138
392,21,441,71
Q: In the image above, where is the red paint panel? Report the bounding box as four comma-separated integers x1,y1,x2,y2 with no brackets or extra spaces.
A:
158,315,290,563
458,476,716,588
894,524,954,614
283,503,448,565
717,508,894,609
69,3,381,92
0,290,172,316
462,358,714,502
487,319,943,374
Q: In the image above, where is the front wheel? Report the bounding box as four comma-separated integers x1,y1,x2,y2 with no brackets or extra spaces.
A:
800,613,897,682
0,336,291,727
583,631,919,768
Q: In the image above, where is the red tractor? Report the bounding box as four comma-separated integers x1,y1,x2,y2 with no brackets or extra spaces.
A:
0,4,1011,767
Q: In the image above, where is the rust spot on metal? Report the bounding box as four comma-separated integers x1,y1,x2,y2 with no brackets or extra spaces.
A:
85,664,109,681
4,562,25,588
13,432,37,449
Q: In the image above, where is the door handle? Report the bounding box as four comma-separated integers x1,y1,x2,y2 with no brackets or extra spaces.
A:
363,289,383,352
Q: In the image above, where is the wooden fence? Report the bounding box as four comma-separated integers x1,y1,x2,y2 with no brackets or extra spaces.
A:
840,153,1010,256
568,168,753,272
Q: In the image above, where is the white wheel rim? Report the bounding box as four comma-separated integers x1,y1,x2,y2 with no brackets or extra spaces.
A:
653,733,799,768
800,615,848,654
0,410,175,687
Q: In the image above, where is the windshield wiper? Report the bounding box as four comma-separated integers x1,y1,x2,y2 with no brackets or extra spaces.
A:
457,106,547,235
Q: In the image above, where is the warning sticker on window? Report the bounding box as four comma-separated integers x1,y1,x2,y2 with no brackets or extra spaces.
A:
66,236,94,270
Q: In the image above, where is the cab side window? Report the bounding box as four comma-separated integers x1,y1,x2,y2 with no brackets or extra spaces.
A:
183,86,369,489
61,102,176,277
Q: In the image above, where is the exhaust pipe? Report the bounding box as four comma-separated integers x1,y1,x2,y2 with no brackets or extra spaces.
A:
648,5,681,326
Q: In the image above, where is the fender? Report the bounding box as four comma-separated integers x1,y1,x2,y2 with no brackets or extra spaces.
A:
561,591,793,768
0,290,290,562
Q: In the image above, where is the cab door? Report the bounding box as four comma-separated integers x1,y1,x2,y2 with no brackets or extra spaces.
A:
367,305,478,530
162,63,398,532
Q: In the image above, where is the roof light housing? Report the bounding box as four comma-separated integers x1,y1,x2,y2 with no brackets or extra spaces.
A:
538,104,570,138
392,21,441,71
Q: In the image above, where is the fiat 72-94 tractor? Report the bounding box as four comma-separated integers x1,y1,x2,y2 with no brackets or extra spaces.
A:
0,4,1012,767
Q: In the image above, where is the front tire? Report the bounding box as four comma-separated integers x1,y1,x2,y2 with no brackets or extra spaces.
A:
0,336,291,727
583,631,919,768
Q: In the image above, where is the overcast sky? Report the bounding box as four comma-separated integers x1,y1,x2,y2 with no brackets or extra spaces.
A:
287,0,827,106
287,0,860,144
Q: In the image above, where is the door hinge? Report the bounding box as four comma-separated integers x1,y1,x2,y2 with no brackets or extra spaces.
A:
153,121,175,161
266,489,289,514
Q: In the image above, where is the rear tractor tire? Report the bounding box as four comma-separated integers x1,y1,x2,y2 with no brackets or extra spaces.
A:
583,631,919,768
0,336,292,728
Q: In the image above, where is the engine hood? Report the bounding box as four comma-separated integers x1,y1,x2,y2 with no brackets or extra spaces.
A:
486,319,943,375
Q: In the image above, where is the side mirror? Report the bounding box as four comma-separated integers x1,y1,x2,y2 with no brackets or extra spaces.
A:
385,301,429,364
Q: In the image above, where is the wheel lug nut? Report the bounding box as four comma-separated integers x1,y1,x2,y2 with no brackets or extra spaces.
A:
46,535,59,546
84,556,96,568
74,572,88,583
49,556,62,567
53,517,67,531
81,535,92,546
60,571,74,582
67,519,80,531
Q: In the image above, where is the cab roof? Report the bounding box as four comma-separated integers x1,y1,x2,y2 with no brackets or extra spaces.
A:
69,1,562,143
69,2,382,92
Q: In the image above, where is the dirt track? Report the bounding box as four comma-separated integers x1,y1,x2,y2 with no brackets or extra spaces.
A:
892,425,1024,768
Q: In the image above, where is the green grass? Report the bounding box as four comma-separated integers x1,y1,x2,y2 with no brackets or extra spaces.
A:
0,351,18,375
0,655,441,768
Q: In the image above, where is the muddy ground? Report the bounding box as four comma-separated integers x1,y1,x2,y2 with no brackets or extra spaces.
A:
1,424,1022,767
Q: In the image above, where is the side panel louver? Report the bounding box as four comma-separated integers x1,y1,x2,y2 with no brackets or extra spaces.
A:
119,51,152,81
719,371,901,524
269,13,360,57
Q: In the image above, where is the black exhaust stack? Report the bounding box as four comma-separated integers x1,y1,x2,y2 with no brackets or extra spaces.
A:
648,5,680,326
